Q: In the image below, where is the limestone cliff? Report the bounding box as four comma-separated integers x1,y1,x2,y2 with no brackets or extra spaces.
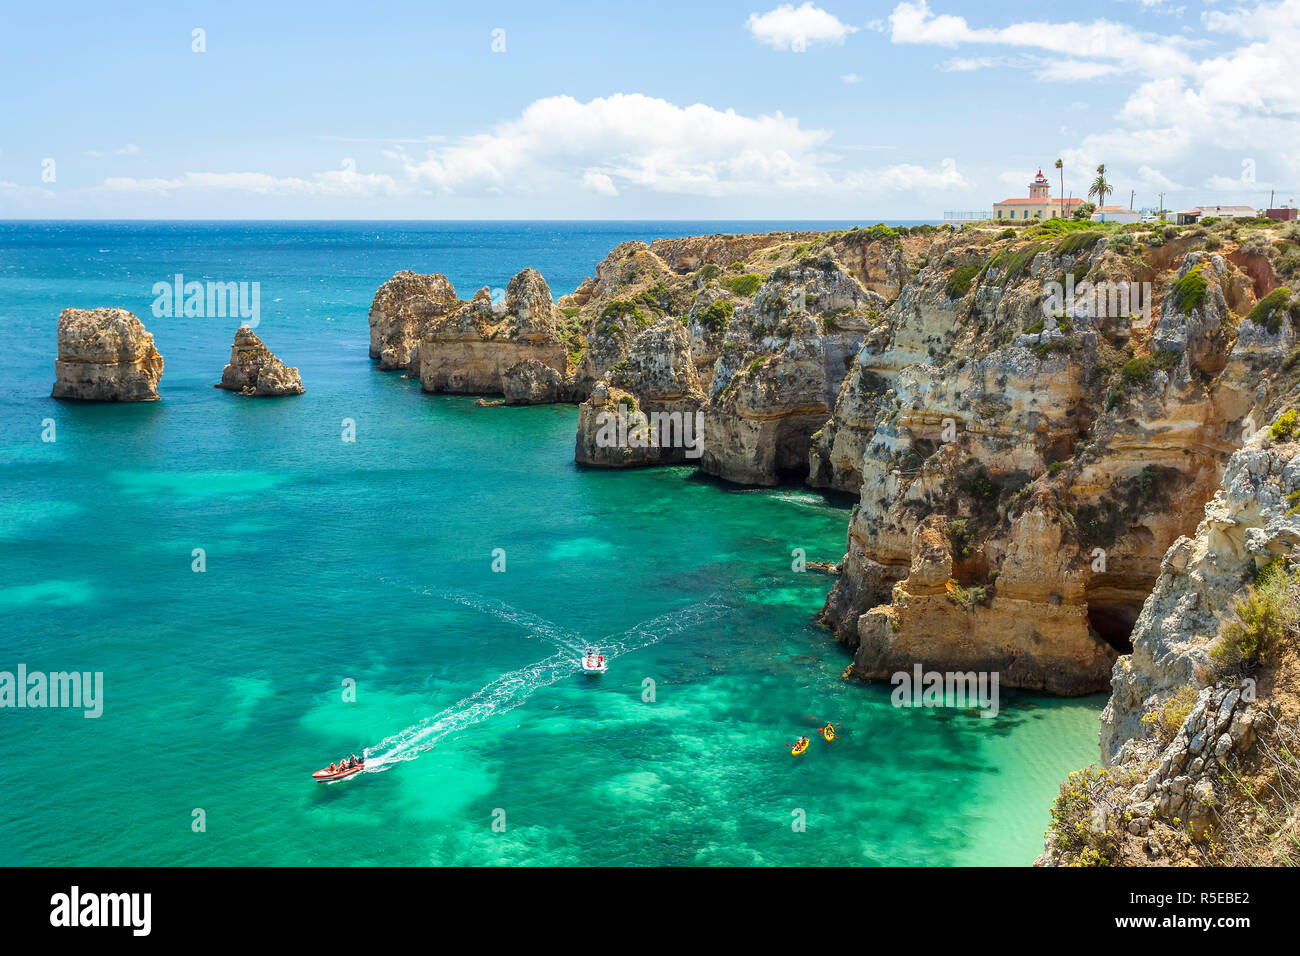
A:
1038,421,1300,866
368,270,460,371
216,326,305,397
415,269,567,395
52,307,164,402
819,222,1294,693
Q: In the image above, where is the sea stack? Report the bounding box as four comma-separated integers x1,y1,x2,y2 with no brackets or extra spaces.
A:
52,307,165,402
216,326,305,396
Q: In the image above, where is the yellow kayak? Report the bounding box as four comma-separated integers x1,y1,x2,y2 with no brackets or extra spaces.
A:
822,723,837,742
790,737,810,756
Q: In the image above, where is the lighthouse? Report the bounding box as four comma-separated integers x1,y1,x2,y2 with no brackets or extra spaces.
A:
1029,169,1051,200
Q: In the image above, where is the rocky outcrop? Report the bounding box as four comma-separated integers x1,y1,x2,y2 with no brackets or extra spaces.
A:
503,358,565,405
1102,434,1300,758
1037,416,1300,865
575,319,706,467
368,271,461,371
415,269,567,395
819,223,1298,694
216,326,304,396
700,252,887,485
52,307,164,402
846,505,1116,695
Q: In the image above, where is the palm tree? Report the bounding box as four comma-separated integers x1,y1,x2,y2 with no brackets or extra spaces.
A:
1054,158,1064,218
1088,164,1112,211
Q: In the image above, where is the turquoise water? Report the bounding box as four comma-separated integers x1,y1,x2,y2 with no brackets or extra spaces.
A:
0,221,1103,866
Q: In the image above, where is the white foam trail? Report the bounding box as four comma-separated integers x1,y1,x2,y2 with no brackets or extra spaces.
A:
376,575,585,655
363,597,731,770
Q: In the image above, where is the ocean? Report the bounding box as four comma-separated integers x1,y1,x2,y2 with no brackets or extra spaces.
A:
0,220,1104,865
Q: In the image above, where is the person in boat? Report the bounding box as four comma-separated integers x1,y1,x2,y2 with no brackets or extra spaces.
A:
327,762,337,772
597,655,604,665
350,753,360,766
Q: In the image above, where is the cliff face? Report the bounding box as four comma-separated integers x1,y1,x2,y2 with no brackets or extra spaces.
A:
415,269,567,395
1038,426,1300,866
52,307,164,402
699,252,887,485
216,326,305,396
561,229,908,482
368,270,460,371
574,318,705,467
818,224,1293,694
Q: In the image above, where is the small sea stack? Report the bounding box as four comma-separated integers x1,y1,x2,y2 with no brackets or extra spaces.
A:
216,326,305,397
52,307,165,402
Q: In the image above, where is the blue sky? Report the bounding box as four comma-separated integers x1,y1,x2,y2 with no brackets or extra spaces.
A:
1,0,1295,218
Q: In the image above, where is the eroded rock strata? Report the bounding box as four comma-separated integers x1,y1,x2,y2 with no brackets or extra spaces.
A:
52,307,164,402
1038,426,1300,866
216,326,305,397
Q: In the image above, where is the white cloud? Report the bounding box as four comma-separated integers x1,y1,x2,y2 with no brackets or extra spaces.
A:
746,3,858,51
582,170,618,196
1063,0,1300,192
399,93,833,197
887,0,1194,78
100,167,399,197
396,93,966,201
840,72,863,83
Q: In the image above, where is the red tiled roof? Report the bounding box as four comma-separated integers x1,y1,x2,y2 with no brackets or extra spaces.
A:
995,197,1083,205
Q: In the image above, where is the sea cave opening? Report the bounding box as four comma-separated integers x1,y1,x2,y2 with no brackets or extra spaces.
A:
1087,603,1138,655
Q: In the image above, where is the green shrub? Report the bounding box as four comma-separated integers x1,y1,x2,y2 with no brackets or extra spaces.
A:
1046,766,1124,866
1246,287,1297,334
1277,250,1300,278
1211,559,1297,672
1170,264,1208,314
695,263,720,282
694,299,733,335
723,273,763,297
1121,356,1154,385
1141,685,1200,745
1056,230,1103,256
1270,408,1299,442
945,265,981,299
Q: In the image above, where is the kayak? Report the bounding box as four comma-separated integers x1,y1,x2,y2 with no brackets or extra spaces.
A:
581,656,608,674
790,738,809,756
312,761,364,782
822,726,836,742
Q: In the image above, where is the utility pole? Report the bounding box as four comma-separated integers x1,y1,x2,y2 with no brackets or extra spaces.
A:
1159,193,1165,222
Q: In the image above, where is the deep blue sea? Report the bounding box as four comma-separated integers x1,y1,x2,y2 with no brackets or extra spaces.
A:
0,221,1103,865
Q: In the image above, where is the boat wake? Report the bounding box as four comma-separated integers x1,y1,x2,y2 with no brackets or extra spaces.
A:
361,589,730,771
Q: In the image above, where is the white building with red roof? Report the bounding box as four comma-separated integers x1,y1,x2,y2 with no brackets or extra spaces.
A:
994,169,1083,221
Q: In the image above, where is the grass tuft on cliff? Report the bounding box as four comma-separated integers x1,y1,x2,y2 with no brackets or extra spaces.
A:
945,265,981,300
1246,287,1297,334
1210,559,1298,674
722,273,763,297
1169,264,1209,314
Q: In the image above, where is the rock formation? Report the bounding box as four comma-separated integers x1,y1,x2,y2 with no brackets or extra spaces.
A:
52,307,164,402
368,271,460,371
575,318,706,467
414,269,567,395
819,223,1293,693
216,326,305,396
1038,423,1300,865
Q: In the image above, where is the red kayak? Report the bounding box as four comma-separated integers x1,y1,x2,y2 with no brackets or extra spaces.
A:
312,760,364,782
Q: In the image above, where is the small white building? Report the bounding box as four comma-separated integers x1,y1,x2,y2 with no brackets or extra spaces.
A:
1091,205,1140,224
1176,205,1259,225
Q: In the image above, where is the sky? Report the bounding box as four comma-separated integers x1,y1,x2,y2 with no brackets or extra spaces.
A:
0,0,1295,219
